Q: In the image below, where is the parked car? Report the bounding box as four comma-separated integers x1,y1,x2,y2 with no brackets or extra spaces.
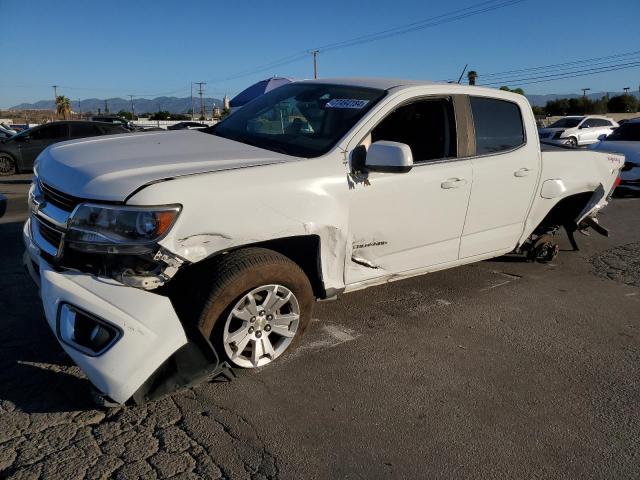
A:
23,79,623,404
538,115,618,147
90,115,135,130
0,130,13,140
0,123,17,136
589,117,640,193
0,121,128,175
167,122,208,130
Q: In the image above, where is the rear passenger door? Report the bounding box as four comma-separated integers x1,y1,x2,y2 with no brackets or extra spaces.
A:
459,95,540,259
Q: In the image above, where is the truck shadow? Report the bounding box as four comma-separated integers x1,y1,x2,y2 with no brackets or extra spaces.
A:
0,220,95,414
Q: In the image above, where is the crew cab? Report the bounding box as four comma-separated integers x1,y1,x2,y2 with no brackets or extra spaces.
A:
23,79,624,404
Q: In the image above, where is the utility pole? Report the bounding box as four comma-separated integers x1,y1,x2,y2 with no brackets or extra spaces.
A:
190,82,194,121
310,50,319,79
194,82,206,119
581,87,591,97
52,85,58,119
78,98,82,119
128,95,136,118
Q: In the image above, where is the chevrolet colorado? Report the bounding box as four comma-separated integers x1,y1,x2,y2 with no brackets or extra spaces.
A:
23,78,624,404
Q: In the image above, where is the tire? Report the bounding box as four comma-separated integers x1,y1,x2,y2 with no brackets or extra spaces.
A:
566,137,578,148
197,247,314,369
0,154,16,176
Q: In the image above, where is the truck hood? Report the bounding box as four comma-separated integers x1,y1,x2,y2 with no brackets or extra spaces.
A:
37,130,295,201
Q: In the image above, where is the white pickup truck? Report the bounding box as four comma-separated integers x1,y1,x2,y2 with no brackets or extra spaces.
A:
23,78,624,404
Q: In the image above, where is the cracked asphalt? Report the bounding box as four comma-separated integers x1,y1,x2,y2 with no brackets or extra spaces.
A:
0,182,639,479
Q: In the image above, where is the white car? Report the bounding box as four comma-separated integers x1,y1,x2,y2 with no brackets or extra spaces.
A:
589,117,640,193
538,115,618,147
23,79,624,404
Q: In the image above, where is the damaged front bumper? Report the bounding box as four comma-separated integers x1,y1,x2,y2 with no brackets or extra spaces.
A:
23,219,222,405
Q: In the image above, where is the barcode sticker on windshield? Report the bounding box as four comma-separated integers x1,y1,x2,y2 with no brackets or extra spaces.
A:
326,99,369,109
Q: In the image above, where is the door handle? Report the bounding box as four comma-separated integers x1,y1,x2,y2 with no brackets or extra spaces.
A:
441,178,467,189
514,168,531,177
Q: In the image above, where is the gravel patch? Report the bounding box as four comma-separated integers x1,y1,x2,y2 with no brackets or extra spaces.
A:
591,242,640,287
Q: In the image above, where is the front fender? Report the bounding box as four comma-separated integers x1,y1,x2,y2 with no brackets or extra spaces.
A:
127,158,350,293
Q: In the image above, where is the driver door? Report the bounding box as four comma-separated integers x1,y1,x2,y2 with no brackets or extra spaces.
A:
345,97,472,286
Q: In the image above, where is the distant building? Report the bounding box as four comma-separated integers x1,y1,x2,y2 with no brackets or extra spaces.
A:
213,106,222,118
223,95,230,111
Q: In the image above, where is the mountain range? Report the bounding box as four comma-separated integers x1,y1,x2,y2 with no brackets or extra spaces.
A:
8,90,639,112
9,96,223,115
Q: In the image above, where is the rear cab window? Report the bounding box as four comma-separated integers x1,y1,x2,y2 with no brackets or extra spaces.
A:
470,96,525,155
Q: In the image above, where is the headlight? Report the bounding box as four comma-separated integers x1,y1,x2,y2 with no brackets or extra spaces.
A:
67,203,181,251
553,130,565,139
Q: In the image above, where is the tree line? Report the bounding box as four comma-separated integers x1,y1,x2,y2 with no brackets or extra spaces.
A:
532,94,639,117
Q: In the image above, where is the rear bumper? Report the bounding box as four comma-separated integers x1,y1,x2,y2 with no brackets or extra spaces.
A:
23,218,190,404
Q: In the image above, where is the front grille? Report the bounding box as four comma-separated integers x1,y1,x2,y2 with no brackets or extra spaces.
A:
41,182,82,211
36,216,64,250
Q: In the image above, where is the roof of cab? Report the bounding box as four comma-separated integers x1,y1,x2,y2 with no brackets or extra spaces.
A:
299,77,443,90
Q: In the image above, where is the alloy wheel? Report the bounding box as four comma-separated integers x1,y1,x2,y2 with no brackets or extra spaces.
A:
222,284,300,368
0,155,14,175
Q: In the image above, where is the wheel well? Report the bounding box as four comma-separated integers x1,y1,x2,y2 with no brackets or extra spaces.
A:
170,235,326,301
239,235,325,298
536,192,593,231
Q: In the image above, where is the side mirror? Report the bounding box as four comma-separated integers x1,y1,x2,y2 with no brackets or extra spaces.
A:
579,124,590,129
597,134,607,141
365,141,413,173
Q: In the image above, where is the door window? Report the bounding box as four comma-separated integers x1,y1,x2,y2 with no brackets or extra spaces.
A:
31,124,68,140
370,98,457,162
470,97,524,154
69,123,101,137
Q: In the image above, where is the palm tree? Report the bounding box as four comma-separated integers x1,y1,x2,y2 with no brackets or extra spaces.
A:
56,95,72,119
467,70,478,86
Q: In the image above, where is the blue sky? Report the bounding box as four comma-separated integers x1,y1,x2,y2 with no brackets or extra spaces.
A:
1,0,639,107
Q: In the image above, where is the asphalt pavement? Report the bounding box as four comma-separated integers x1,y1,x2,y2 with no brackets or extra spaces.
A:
0,182,638,479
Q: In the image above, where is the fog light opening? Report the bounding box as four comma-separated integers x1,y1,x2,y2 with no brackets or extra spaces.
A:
57,303,121,356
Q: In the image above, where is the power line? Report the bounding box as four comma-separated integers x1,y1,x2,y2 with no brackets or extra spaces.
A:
479,61,640,87
318,0,525,52
477,51,640,84
203,0,526,85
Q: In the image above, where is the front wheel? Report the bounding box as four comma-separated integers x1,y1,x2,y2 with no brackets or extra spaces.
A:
0,154,16,176
566,137,578,148
197,248,314,368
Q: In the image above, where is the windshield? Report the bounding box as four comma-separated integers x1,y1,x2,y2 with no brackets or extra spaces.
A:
209,83,386,157
547,117,583,129
605,123,640,142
